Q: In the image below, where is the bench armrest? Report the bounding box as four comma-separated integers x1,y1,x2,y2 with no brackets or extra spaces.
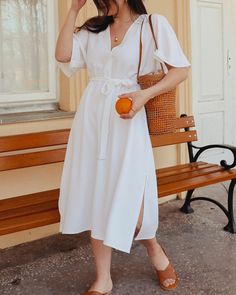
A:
191,143,236,169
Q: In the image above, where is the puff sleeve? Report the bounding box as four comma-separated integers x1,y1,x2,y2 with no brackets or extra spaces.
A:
152,14,191,72
57,28,88,77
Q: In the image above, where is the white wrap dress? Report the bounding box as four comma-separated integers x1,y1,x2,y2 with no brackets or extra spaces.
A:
57,13,191,254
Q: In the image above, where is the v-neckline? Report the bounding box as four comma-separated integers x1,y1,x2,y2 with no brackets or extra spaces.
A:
108,14,144,52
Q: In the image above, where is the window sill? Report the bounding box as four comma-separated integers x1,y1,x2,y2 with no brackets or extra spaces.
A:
0,109,76,125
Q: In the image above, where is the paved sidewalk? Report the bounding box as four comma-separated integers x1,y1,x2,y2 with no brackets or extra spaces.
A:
0,182,236,295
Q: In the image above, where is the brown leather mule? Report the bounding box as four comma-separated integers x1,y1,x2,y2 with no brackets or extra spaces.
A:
155,246,180,291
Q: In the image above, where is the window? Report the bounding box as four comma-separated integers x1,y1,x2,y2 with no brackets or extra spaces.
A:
0,0,57,114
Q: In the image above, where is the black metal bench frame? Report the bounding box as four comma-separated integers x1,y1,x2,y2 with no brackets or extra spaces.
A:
180,114,236,233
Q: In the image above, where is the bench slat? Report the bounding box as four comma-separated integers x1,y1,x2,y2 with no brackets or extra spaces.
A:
0,200,58,221
157,162,219,179
158,169,236,197
0,209,60,236
0,149,66,171
151,130,198,147
175,116,195,129
157,161,215,176
158,165,225,185
0,189,59,212
156,161,207,173
0,129,70,152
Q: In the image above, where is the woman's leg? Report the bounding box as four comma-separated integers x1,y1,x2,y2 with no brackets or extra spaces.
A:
139,237,175,287
134,201,175,287
87,236,113,293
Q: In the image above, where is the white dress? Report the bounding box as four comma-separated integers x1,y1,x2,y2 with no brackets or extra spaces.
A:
57,13,191,254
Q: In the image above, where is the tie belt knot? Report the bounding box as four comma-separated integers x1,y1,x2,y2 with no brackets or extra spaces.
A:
89,76,137,159
90,76,136,95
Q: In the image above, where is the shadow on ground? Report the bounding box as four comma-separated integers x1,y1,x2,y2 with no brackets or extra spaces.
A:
0,182,236,295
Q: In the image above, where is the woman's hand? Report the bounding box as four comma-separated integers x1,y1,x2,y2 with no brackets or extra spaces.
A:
71,0,87,13
118,89,151,120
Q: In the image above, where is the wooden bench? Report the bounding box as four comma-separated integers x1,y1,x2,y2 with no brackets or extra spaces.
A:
153,114,236,233
0,114,235,236
0,130,68,235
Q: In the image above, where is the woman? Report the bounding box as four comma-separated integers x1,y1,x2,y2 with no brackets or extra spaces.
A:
55,0,190,294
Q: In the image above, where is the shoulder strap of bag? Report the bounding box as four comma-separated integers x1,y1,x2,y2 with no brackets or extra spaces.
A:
149,14,158,50
137,14,164,80
137,17,145,80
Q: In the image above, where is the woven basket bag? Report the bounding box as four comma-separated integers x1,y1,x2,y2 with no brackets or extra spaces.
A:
137,14,176,135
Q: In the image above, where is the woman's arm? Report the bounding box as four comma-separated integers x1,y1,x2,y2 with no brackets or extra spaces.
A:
143,65,190,102
55,0,87,62
119,64,190,120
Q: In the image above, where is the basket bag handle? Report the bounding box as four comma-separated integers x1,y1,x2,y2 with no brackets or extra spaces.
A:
137,14,165,80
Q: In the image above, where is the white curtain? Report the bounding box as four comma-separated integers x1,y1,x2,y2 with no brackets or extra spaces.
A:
0,0,48,94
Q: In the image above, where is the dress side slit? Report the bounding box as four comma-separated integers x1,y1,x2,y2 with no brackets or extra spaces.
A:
133,173,148,240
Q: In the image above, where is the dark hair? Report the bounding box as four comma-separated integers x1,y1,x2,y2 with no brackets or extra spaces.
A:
74,0,147,33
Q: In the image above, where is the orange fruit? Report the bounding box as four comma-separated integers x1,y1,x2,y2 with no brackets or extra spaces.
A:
115,97,132,114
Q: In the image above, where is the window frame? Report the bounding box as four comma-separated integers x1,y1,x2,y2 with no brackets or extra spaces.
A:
0,0,58,111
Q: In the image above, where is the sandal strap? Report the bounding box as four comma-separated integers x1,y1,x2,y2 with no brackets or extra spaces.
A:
156,262,178,283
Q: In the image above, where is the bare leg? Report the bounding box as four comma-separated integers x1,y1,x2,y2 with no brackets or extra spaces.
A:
87,236,113,293
139,237,175,287
134,199,175,287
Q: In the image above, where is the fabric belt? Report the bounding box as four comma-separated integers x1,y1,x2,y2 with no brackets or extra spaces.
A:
89,76,137,160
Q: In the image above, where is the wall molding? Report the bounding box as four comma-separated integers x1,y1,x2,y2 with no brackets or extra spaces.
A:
176,0,192,199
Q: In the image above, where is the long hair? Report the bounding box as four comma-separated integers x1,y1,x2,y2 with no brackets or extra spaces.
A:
74,0,147,33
